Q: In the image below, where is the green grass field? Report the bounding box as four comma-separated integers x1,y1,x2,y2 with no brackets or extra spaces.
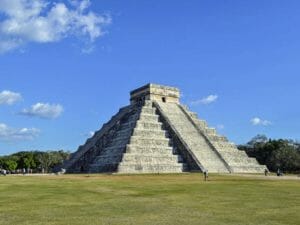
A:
0,174,299,225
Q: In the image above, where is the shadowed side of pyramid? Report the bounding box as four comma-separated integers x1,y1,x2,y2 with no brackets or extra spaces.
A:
64,83,267,174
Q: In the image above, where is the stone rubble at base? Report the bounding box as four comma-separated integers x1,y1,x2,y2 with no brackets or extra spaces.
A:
64,83,267,174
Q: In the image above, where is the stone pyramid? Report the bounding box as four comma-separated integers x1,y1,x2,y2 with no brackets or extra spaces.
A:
64,84,266,174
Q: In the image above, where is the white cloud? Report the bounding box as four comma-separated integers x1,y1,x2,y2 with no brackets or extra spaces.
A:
20,102,64,119
216,124,225,130
0,90,22,105
0,0,111,53
250,117,272,126
82,130,95,138
0,123,40,142
191,94,218,105
88,131,94,137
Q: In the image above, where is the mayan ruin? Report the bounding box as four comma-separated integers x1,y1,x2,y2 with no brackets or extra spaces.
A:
64,84,266,174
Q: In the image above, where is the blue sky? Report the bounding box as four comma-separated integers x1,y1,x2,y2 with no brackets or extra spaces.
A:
1,0,300,155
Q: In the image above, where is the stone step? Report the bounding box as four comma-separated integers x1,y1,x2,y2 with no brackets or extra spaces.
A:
140,107,156,115
138,114,159,123
93,152,181,164
126,145,174,154
213,142,236,149
228,155,252,164
106,136,130,148
89,162,186,174
231,165,266,173
194,120,208,129
132,129,167,138
168,130,204,135
205,128,217,135
218,150,249,158
189,112,198,119
221,155,260,166
216,149,250,162
88,163,119,173
212,145,240,153
180,139,211,147
93,153,123,164
94,149,125,161
122,153,182,163
129,136,170,146
101,146,125,152
135,121,163,130
162,113,186,117
114,128,134,138
120,121,137,129
208,135,228,142
117,163,185,173
172,126,201,131
248,157,260,164
117,113,138,126
192,152,226,162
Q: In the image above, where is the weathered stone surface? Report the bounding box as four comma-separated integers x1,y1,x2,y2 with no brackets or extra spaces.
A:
130,83,180,104
64,83,267,174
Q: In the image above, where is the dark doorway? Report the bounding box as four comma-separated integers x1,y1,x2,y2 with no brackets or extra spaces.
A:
162,97,166,102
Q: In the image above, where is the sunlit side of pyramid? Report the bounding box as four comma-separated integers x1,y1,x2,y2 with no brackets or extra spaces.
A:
64,84,266,173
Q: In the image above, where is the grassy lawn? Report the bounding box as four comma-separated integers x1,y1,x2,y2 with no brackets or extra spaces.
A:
0,174,299,225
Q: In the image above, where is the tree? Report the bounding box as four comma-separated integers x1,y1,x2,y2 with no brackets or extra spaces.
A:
37,152,53,173
15,152,36,170
0,150,70,173
268,145,300,172
4,159,18,172
239,135,300,173
0,157,4,168
24,154,36,170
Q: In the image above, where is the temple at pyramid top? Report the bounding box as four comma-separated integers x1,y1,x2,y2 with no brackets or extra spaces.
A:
130,83,180,104
63,83,267,174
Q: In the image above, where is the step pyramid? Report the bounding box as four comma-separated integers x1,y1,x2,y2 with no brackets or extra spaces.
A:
64,84,267,174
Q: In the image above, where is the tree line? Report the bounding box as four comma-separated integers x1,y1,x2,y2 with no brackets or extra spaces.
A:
238,135,300,173
0,150,70,173
1,135,299,174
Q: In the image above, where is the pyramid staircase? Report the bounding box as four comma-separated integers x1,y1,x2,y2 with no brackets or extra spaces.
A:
88,101,186,173
156,102,229,173
155,101,266,173
181,106,266,173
